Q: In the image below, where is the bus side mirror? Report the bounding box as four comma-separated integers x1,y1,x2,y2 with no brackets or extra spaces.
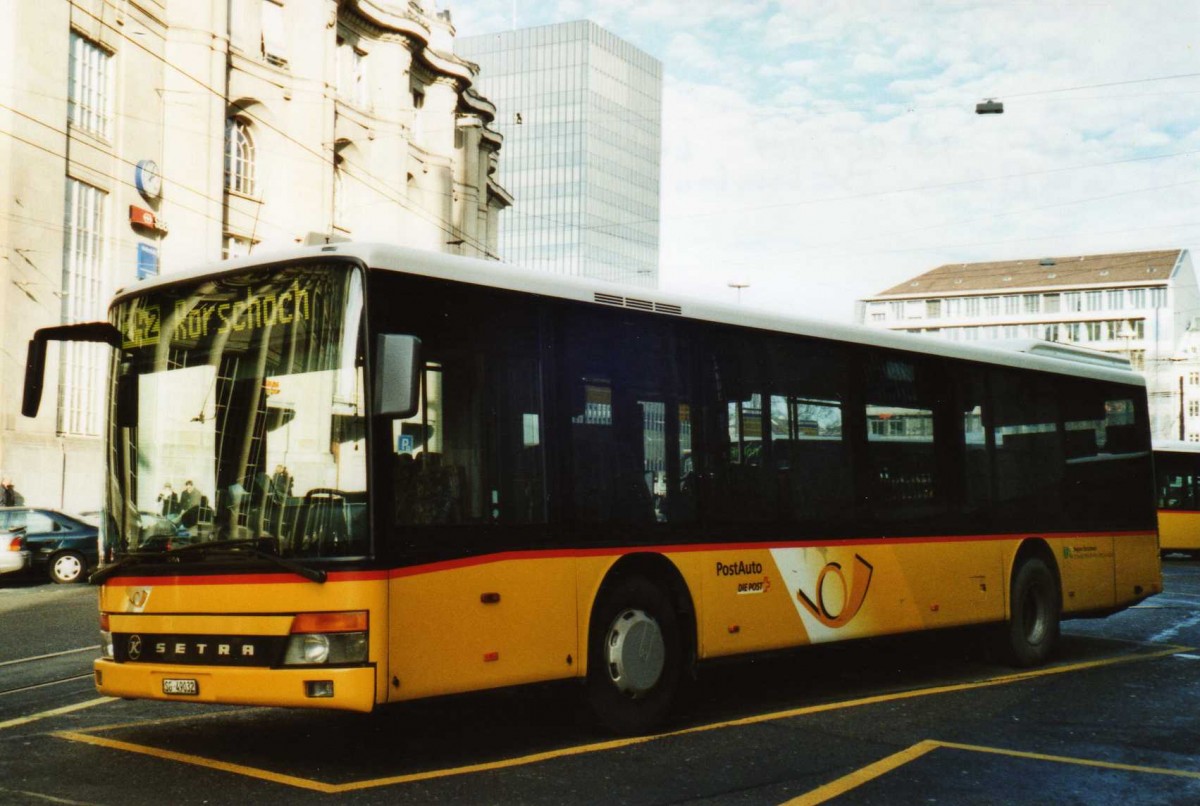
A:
23,323,124,417
22,338,48,418
374,334,422,419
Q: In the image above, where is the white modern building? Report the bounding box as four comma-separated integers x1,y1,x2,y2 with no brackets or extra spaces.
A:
857,249,1200,440
0,0,510,511
458,21,662,287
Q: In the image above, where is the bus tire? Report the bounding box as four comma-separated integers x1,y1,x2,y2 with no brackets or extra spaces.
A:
1002,556,1060,667
586,575,682,735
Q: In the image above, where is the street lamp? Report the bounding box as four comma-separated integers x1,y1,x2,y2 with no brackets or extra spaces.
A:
728,282,749,304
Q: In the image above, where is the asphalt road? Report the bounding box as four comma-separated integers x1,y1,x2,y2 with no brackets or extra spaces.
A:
1,560,1199,805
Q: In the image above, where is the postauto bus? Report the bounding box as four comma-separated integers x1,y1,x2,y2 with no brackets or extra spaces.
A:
23,243,1162,734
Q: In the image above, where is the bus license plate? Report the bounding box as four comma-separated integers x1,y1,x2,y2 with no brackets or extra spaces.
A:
162,678,198,696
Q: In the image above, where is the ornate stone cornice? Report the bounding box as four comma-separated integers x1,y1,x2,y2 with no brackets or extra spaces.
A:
343,1,476,86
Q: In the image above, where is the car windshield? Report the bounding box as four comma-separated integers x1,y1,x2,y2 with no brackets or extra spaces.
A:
105,260,367,561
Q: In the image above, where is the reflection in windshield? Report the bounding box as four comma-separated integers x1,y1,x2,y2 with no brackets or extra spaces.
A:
107,262,366,561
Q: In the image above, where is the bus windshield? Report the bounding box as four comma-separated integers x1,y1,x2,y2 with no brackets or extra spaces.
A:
105,261,366,561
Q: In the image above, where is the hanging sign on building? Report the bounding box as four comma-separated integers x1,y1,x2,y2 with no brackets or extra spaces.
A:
130,205,158,230
136,243,159,280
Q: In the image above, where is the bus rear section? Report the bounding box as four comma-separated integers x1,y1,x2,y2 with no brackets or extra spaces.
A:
1154,441,1200,556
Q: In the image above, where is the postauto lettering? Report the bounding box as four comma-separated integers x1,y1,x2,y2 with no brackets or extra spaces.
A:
715,560,764,577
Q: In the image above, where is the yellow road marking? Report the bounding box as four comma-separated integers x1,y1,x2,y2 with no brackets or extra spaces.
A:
51,645,1194,794
56,731,340,794
935,740,1200,780
0,697,113,732
786,740,942,806
784,738,1200,805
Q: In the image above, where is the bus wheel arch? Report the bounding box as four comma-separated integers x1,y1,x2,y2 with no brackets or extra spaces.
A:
584,554,695,735
1002,539,1062,667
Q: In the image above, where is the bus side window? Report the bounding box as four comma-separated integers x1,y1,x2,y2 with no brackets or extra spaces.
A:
766,336,851,527
382,288,547,529
990,369,1063,531
863,353,946,525
562,308,694,527
1062,381,1151,530
958,368,991,514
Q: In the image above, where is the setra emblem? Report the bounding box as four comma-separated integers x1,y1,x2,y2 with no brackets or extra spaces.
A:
127,635,143,660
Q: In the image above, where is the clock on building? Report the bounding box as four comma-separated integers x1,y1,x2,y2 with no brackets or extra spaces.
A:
135,160,162,201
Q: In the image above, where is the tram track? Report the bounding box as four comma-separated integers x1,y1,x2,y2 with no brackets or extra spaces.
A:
0,673,95,697
0,646,99,699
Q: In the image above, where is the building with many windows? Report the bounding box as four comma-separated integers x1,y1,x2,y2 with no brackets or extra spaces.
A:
0,0,510,512
457,21,662,286
857,249,1200,439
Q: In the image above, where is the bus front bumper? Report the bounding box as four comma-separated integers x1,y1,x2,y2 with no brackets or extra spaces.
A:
94,659,377,712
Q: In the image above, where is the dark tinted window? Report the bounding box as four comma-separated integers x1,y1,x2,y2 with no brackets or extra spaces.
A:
990,369,1063,530
957,368,991,515
1060,380,1153,529
701,329,852,527
1158,452,1200,510
560,307,695,527
370,276,547,534
863,352,947,525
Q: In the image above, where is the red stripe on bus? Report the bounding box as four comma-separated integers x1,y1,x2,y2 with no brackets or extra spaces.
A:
101,529,1155,587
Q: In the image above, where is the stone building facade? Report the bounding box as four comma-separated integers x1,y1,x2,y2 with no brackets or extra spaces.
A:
0,0,510,510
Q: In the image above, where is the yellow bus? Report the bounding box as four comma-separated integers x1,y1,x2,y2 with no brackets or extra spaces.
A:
1155,441,1200,556
23,243,1162,734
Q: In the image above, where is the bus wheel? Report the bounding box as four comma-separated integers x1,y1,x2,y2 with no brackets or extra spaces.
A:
1003,557,1060,667
586,575,682,735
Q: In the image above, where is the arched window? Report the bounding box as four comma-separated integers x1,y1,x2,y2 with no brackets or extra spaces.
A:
224,118,256,195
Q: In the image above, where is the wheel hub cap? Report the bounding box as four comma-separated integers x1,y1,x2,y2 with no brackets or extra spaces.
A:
605,608,665,697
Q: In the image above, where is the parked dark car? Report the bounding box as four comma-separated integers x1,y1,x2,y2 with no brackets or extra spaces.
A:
79,510,193,555
0,507,100,583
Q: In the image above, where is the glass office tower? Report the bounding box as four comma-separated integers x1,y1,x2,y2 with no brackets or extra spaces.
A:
458,21,662,287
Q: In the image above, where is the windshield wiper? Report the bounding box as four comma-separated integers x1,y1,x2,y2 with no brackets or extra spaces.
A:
90,539,326,584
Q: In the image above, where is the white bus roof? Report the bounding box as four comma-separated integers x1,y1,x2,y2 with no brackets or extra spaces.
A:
1153,440,1200,454
116,242,1146,387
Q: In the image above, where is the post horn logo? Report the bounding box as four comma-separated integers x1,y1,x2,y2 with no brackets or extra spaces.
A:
128,588,151,610
797,554,874,628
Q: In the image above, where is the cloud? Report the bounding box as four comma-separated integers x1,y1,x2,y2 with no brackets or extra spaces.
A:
445,0,1200,318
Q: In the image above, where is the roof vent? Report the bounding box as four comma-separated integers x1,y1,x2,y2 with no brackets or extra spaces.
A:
1047,273,1057,279
1040,258,1055,266
592,292,682,316
1003,276,1013,282
1100,270,1110,276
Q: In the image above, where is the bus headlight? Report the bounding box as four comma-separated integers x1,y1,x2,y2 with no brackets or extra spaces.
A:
282,611,368,666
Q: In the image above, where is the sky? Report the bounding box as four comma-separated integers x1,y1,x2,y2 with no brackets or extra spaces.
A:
438,1,1200,323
